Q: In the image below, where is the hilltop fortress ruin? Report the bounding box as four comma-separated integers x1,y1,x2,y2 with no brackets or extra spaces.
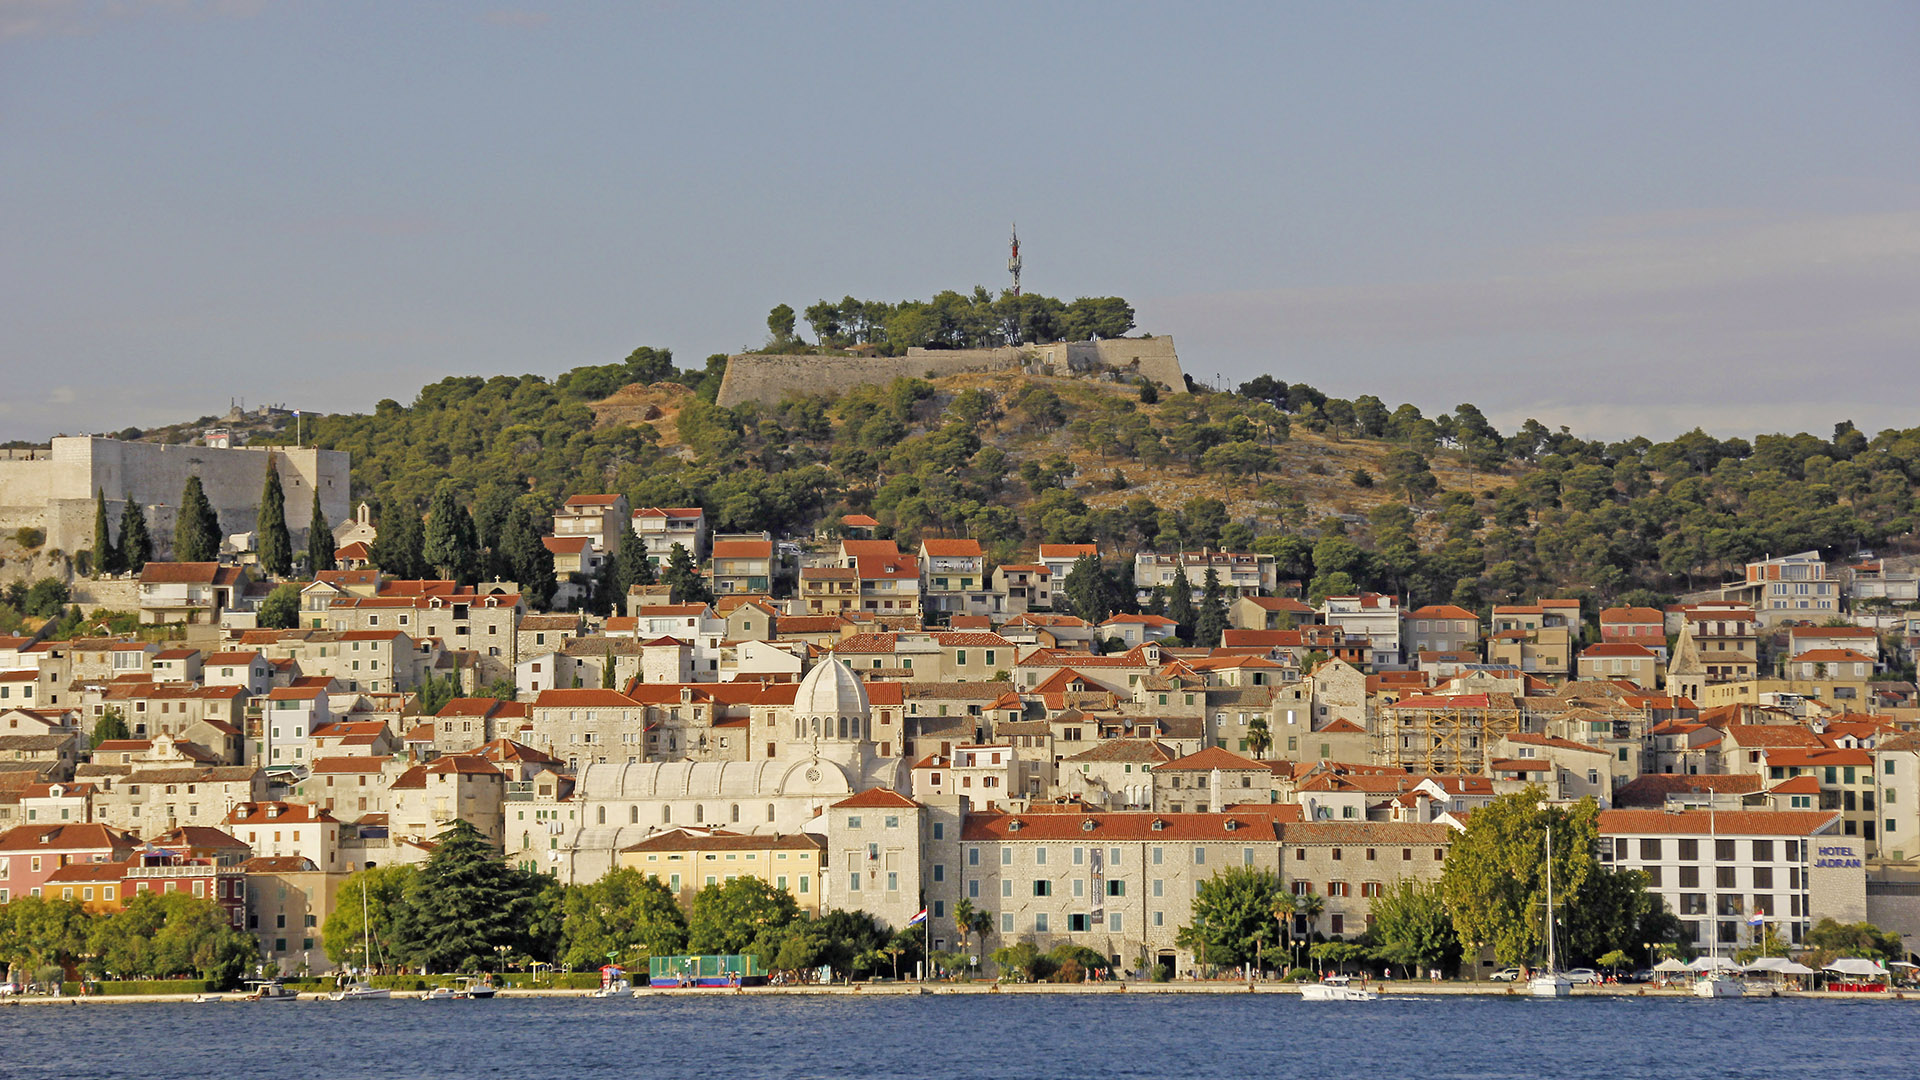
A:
715,336,1187,409
0,437,350,558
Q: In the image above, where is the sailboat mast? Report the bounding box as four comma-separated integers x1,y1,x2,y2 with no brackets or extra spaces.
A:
1544,820,1554,973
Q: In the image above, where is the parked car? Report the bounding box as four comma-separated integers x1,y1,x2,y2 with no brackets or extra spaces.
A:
1620,969,1654,984
1489,968,1522,982
1566,968,1602,984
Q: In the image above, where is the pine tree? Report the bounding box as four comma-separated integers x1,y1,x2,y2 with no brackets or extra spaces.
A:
120,496,152,573
256,456,293,578
499,503,555,609
422,481,480,584
662,542,712,605
613,522,653,597
372,498,426,580
1063,554,1111,623
173,475,221,562
392,820,544,971
308,490,336,573
1166,566,1197,643
1196,566,1229,648
92,488,119,577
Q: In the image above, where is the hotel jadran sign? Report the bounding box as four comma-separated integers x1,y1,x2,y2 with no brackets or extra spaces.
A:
1814,844,1862,869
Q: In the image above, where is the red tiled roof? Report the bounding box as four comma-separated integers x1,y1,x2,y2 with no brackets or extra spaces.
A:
962,809,1294,842
1599,809,1841,837
832,788,921,809
921,538,985,558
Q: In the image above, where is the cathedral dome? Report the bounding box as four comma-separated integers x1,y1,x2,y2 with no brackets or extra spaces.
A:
794,657,870,719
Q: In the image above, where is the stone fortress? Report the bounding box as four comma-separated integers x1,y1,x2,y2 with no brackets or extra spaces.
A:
0,436,350,559
715,336,1188,409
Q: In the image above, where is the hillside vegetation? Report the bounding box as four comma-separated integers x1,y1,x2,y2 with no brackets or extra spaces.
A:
228,346,1920,615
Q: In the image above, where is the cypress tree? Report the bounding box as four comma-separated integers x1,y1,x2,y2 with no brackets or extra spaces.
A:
93,488,119,577
499,504,555,609
174,475,221,562
120,496,152,573
422,481,479,584
1195,566,1229,648
1166,566,1197,643
372,498,426,580
308,491,336,573
256,456,293,577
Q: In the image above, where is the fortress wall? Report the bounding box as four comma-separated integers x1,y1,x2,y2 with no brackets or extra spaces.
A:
714,337,1186,409
716,349,1027,408
0,438,350,557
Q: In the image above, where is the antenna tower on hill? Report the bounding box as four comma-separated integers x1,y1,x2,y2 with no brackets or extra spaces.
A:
1008,224,1022,297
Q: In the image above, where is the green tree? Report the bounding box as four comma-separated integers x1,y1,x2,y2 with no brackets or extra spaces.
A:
767,303,799,347
558,868,688,971
120,496,152,573
661,542,712,605
1177,866,1288,968
173,475,222,562
1061,554,1114,623
322,865,420,969
1246,715,1272,760
414,669,456,717
0,896,91,974
87,892,257,983
1195,566,1228,647
1384,447,1440,504
686,876,800,955
1440,789,1610,966
422,480,481,584
498,503,555,609
1165,570,1197,642
371,498,426,581
611,522,654,600
90,707,130,748
256,457,293,577
1802,918,1905,967
991,940,1056,982
307,490,336,573
22,578,70,618
392,821,544,971
1368,879,1459,976
257,582,301,630
92,488,119,577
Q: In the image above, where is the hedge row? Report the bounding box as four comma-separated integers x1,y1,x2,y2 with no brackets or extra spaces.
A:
96,980,214,996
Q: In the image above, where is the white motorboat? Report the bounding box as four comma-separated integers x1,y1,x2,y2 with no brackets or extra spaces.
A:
454,977,497,999
1695,971,1745,998
191,993,225,1003
243,980,299,1002
422,986,458,1001
589,978,633,998
328,981,392,1001
1300,977,1378,1002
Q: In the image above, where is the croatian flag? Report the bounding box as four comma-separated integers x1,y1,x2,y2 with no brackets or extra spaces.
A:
1747,910,1767,926
906,908,929,927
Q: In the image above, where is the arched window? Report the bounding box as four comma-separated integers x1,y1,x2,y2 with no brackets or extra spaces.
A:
629,805,639,824
597,806,606,825
730,804,740,823
521,832,530,850
695,803,704,822
838,717,849,739
662,805,671,823
767,804,776,822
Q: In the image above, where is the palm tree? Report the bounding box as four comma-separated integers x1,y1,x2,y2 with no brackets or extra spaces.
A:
1293,893,1325,970
1247,716,1272,760
954,898,977,977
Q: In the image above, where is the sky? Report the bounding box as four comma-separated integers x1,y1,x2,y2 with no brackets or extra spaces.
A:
3,1,1916,442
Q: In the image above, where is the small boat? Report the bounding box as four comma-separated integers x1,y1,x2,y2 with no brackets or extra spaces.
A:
422,986,458,1001
327,980,392,1002
1695,971,1745,998
191,993,225,1003
589,978,632,998
243,980,299,1002
454,977,496,1000
1300,976,1377,1002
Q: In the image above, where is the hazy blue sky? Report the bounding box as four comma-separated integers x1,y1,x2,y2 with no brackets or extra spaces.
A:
4,1,1916,441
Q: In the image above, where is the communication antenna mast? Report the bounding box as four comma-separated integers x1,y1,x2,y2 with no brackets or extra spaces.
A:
1008,224,1022,297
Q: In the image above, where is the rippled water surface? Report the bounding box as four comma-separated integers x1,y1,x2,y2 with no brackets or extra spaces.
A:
3,993,1913,1079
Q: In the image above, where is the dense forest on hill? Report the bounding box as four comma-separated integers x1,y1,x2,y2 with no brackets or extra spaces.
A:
253,344,1920,617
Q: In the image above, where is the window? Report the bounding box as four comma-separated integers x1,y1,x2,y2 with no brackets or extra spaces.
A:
1107,880,1125,897
1034,913,1049,933
1033,881,1052,897
1002,880,1012,898
1640,839,1662,860
1001,848,1013,866
1193,847,1206,865
933,864,945,882
968,846,980,866
968,880,979,898
1001,913,1014,933
1110,912,1124,932
1069,913,1090,932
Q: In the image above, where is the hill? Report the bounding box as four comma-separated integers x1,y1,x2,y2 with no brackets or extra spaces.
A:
76,341,1920,621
